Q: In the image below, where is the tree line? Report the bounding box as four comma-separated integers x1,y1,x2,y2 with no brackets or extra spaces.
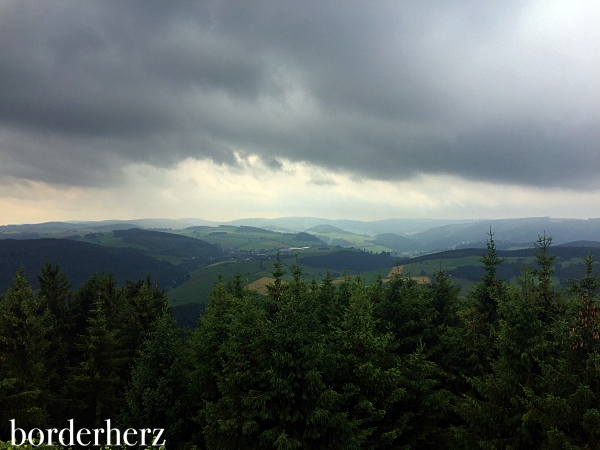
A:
1,233,600,449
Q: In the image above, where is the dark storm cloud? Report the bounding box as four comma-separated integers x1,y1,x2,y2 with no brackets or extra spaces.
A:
0,0,597,188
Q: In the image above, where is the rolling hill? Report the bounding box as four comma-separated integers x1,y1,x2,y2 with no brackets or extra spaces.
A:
0,229,222,293
0,238,178,292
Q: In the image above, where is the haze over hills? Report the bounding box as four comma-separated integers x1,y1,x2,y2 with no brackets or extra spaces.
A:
225,217,478,236
407,217,600,251
304,224,357,235
1,216,597,251
0,218,219,234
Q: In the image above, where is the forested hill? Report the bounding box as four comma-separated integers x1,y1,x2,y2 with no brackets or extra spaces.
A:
300,250,397,271
401,244,600,264
113,228,221,258
0,238,185,292
298,244,600,274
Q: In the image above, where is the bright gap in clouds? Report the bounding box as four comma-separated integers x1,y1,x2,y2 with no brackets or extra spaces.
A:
1,159,598,226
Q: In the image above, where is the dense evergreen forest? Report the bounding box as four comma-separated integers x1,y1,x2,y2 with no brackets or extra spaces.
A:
1,233,600,449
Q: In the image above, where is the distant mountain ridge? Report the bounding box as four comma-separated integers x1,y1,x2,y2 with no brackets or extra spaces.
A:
557,240,600,248
408,217,600,252
1,217,598,254
0,218,219,233
304,224,356,235
225,217,476,235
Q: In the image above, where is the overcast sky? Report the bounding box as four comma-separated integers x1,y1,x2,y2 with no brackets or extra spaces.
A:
1,0,599,225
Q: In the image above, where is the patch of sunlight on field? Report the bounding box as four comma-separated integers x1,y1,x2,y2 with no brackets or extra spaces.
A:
387,265,404,277
405,276,430,284
247,277,276,295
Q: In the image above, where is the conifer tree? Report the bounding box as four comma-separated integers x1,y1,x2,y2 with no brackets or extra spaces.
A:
369,273,452,448
226,270,245,298
0,268,51,438
532,232,560,324
515,251,600,447
266,253,286,308
325,279,406,448
37,262,71,320
67,273,120,368
473,228,506,324
456,237,562,448
70,272,119,327
199,284,268,448
373,273,434,355
315,271,337,326
428,266,460,330
69,292,122,430
189,275,242,448
117,277,169,386
124,310,189,448
36,262,72,422
446,231,505,389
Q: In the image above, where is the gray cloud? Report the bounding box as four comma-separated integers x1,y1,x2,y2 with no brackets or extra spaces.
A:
309,178,337,187
0,0,598,189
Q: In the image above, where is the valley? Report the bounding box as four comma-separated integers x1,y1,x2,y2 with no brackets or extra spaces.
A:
1,217,598,328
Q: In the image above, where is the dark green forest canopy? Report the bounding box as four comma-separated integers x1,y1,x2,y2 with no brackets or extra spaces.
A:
113,228,221,258
293,232,324,242
0,230,222,292
235,225,276,233
2,234,600,449
299,249,397,271
0,238,176,290
298,245,597,273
